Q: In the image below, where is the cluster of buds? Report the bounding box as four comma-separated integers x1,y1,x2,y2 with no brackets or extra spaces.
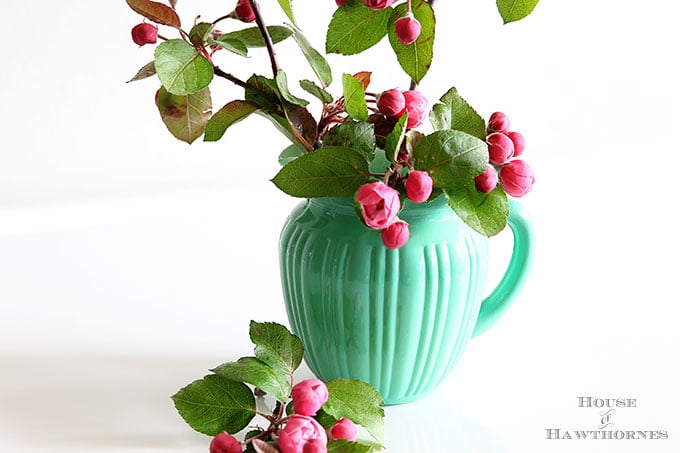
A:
209,379,357,453
355,169,433,249
376,88,428,129
475,112,535,197
130,0,255,47
335,1,421,45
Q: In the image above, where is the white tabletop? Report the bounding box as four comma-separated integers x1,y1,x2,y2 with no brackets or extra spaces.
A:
1,183,678,453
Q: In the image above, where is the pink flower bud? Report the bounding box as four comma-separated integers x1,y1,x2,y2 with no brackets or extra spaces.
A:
474,165,498,194
330,418,358,442
356,182,401,230
335,0,349,6
499,159,535,197
381,221,410,249
402,90,428,129
395,15,422,45
506,131,525,157
405,170,433,203
363,0,397,10
487,111,510,133
291,379,329,416
278,415,328,453
377,89,406,118
302,439,327,453
210,433,242,453
486,132,515,165
235,0,256,23
131,23,158,46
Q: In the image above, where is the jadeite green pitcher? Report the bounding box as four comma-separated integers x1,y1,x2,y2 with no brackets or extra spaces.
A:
279,195,533,404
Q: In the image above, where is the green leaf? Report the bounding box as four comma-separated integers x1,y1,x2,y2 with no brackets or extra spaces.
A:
413,130,488,188
154,39,214,95
445,184,509,237
156,85,212,144
249,321,304,376
430,87,486,140
204,100,258,142
189,22,214,47
276,70,309,107
126,0,181,27
259,109,317,152
328,439,377,453
272,146,371,197
326,0,392,55
244,75,317,150
384,112,408,162
172,374,256,436
496,0,540,24
212,357,291,403
245,75,283,111
219,26,293,48
278,144,306,166
388,0,435,84
323,379,385,444
314,407,339,429
323,121,376,160
291,27,333,87
126,61,156,83
300,80,334,104
342,74,368,121
276,0,297,27
210,37,249,56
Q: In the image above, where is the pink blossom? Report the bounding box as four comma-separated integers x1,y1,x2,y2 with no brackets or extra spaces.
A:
381,221,410,249
487,111,510,133
474,165,498,194
131,23,157,46
506,131,526,157
209,433,242,453
356,182,401,230
335,0,349,6
395,15,422,45
499,160,535,197
487,132,515,165
405,170,433,203
329,418,358,442
377,89,406,118
402,90,428,129
235,0,256,23
291,379,328,416
363,0,397,10
278,415,328,453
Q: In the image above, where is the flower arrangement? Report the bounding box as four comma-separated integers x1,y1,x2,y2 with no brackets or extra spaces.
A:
124,0,538,248
173,321,386,453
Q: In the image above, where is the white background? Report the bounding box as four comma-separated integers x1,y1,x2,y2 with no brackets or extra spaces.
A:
1,0,679,452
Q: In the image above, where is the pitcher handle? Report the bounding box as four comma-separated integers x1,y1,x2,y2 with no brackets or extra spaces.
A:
472,199,534,338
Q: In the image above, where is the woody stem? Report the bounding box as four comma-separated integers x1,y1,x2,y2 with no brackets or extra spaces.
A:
248,0,280,77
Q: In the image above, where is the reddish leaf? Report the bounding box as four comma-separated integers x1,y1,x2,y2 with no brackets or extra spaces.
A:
252,439,279,453
126,0,181,27
352,71,372,91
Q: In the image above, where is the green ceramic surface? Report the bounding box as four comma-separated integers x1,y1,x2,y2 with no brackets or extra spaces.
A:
279,195,533,404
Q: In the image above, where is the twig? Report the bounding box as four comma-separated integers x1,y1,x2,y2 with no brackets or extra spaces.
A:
213,12,236,25
214,66,249,88
248,0,280,77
